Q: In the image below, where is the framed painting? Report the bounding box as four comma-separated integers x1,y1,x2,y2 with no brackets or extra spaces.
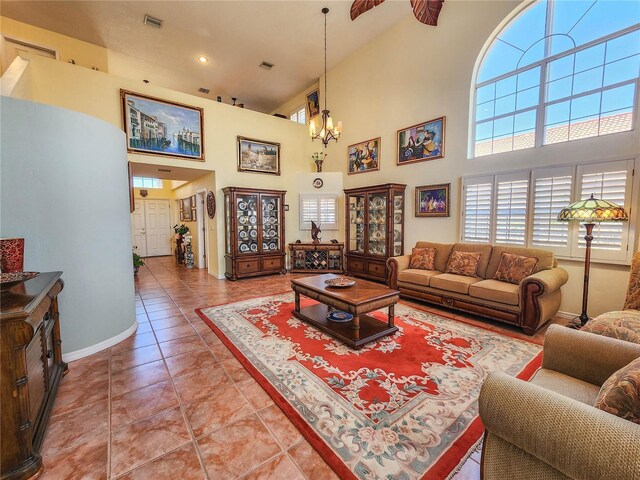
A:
306,90,320,118
121,90,204,161
397,116,445,165
415,183,450,217
348,137,381,174
180,196,193,221
237,136,281,175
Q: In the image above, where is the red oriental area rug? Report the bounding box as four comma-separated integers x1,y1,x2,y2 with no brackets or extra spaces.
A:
196,293,542,480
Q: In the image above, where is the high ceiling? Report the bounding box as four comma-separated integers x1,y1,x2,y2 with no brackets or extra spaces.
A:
1,1,411,112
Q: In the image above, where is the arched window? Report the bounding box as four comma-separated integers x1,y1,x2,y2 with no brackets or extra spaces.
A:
473,0,640,157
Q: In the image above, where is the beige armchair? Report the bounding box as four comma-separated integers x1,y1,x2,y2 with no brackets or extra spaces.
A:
479,325,640,479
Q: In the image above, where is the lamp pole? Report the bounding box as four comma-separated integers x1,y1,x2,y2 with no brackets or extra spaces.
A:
578,222,595,326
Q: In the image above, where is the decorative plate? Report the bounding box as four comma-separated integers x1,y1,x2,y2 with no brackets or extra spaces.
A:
394,246,402,256
248,201,256,211
324,277,356,288
250,229,258,239
263,242,268,250
239,230,248,240
1,271,39,290
394,197,402,209
326,310,354,322
250,243,258,252
238,200,248,210
269,241,278,250
206,191,216,219
239,215,248,225
249,215,257,225
267,202,275,211
394,229,401,241
372,197,384,209
239,243,250,253
313,178,323,189
269,217,277,224
394,213,402,224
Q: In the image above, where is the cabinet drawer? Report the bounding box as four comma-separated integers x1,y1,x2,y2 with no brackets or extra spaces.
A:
26,333,46,422
347,258,364,273
237,259,259,274
261,257,282,271
367,261,387,278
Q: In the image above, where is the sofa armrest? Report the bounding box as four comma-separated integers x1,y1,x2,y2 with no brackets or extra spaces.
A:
542,324,640,386
520,267,568,294
387,255,411,289
479,372,640,480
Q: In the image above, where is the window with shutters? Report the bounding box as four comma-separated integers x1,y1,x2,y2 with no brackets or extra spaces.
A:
461,158,636,263
299,194,338,230
133,177,163,189
290,105,306,125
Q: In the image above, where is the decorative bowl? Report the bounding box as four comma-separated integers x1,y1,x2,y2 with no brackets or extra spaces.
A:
326,310,354,322
1,271,39,290
324,277,356,288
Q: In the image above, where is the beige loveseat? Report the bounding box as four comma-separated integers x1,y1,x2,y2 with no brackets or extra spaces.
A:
480,326,640,479
387,242,569,334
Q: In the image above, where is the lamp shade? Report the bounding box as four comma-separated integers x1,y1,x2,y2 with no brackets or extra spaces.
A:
557,194,628,223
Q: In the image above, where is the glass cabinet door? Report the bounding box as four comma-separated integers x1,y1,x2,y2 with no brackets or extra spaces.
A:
236,193,259,255
261,195,281,253
348,194,365,253
367,192,387,256
225,194,231,255
392,192,403,256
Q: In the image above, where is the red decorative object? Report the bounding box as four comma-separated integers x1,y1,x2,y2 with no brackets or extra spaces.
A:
196,293,542,480
0,238,24,273
350,0,444,26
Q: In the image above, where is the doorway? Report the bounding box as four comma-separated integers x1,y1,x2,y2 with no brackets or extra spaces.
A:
130,199,172,257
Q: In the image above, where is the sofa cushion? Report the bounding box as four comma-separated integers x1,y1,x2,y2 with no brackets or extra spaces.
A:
531,369,600,405
469,279,520,306
451,243,494,278
430,273,482,294
493,252,539,284
398,269,440,287
486,246,554,279
594,357,640,424
409,248,435,270
414,241,453,272
446,251,482,277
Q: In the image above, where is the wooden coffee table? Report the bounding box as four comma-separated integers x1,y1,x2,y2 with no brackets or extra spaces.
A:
290,273,400,349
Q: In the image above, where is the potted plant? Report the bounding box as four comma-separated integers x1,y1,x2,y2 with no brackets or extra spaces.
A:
132,246,145,274
173,224,190,237
173,224,190,264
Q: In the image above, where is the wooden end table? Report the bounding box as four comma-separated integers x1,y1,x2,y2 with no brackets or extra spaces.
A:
290,273,399,349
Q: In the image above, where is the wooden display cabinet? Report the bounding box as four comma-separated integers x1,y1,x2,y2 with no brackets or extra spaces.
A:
223,187,287,280
289,243,344,274
344,183,406,282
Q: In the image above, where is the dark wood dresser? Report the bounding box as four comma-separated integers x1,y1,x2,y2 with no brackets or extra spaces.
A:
1,272,67,480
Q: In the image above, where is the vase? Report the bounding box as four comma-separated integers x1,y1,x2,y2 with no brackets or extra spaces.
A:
0,238,25,273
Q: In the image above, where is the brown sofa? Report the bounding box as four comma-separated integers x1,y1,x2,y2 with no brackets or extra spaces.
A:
387,242,569,334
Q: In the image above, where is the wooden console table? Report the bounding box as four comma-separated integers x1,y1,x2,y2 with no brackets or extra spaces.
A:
1,272,67,480
289,242,344,274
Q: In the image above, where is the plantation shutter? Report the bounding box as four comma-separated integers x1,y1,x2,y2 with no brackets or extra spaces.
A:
495,172,529,245
575,160,634,262
462,176,493,243
531,166,573,256
299,194,338,230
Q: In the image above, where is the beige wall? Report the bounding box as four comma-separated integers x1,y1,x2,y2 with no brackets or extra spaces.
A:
0,16,108,73
314,0,639,316
271,80,319,119
10,55,317,278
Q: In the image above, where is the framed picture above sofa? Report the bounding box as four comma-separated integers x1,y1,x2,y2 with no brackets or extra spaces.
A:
415,183,450,217
121,90,204,161
397,116,445,165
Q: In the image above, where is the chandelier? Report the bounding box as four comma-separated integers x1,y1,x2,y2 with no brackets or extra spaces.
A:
309,7,342,146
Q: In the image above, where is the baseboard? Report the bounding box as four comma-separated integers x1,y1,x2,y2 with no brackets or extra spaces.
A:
62,321,138,362
556,310,578,320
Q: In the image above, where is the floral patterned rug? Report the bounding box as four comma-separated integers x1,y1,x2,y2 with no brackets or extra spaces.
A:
196,293,542,480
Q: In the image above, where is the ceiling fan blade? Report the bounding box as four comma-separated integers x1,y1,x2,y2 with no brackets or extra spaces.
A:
350,0,386,21
410,0,445,26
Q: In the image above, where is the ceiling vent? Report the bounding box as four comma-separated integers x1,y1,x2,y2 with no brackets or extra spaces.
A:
157,168,172,173
198,87,210,94
143,14,163,29
259,61,274,70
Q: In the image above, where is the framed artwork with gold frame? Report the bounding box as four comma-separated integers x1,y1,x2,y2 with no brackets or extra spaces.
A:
415,183,450,217
397,116,445,165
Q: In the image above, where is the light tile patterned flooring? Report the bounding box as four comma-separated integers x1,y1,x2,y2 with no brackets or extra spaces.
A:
40,256,554,479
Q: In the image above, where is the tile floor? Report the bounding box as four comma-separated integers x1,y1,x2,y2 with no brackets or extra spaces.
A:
40,256,557,479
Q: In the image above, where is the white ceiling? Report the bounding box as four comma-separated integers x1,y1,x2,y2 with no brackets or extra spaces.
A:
131,162,210,181
1,0,411,112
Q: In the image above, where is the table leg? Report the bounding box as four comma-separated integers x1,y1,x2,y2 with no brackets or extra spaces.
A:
294,290,300,313
388,305,395,328
353,315,360,340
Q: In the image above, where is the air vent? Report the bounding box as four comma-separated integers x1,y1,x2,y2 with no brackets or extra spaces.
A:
144,14,163,29
259,61,274,70
198,87,210,94
156,168,172,173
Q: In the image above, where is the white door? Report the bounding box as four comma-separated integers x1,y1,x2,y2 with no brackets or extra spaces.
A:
131,199,147,257
144,200,172,256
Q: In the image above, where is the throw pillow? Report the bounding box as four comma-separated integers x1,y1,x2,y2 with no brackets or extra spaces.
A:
594,357,640,425
493,252,539,284
445,251,481,277
623,252,640,310
409,248,436,270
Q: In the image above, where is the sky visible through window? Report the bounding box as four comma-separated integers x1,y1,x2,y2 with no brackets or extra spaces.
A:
475,0,640,155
